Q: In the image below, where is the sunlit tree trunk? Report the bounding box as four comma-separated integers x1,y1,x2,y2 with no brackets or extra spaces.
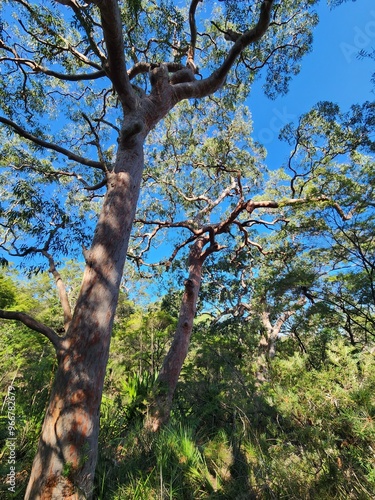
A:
25,139,144,499
146,238,208,432
255,302,300,385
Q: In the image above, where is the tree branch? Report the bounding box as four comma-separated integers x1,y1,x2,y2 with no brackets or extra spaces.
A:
86,0,138,112
196,177,237,220
17,5,105,70
127,62,186,81
279,196,354,220
0,116,105,170
172,0,275,101
0,309,62,351
18,58,106,81
187,0,202,73
11,163,107,191
41,250,72,332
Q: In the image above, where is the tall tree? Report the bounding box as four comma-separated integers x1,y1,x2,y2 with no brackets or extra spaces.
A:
0,0,330,496
132,98,374,429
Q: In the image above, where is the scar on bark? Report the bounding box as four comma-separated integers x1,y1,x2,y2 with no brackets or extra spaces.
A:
119,120,144,146
184,278,195,297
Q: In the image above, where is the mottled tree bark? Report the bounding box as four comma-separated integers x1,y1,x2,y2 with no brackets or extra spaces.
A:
146,238,213,432
255,303,300,385
25,138,145,498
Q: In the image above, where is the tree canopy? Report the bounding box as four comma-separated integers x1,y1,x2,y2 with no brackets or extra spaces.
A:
0,0,320,272
0,0,374,498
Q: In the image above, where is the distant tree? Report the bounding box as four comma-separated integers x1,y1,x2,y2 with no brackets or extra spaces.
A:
0,271,16,309
278,101,375,346
131,99,374,429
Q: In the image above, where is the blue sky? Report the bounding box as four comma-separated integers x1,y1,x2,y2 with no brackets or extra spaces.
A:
2,0,374,284
250,0,374,168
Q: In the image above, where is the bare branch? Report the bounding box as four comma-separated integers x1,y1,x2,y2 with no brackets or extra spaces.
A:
16,58,106,81
246,199,279,213
11,163,107,191
86,0,138,112
41,250,72,332
0,309,62,351
172,0,275,101
187,0,202,73
0,116,106,170
134,218,199,235
36,67,105,81
279,196,355,220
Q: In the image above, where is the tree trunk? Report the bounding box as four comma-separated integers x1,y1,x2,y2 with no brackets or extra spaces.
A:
25,137,144,499
255,331,278,385
145,238,206,432
255,306,296,385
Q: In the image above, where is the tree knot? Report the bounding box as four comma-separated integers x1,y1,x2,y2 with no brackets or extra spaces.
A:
184,278,194,290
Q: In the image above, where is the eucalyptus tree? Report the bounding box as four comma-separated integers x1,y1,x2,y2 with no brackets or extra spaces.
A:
0,0,323,496
134,99,275,429
278,101,375,346
307,145,375,344
327,220,375,344
131,98,375,429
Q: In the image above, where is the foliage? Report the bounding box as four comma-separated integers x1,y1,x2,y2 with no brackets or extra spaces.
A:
0,0,320,270
0,0,374,495
260,340,375,498
110,303,176,377
0,272,56,498
94,336,375,499
1,262,374,498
